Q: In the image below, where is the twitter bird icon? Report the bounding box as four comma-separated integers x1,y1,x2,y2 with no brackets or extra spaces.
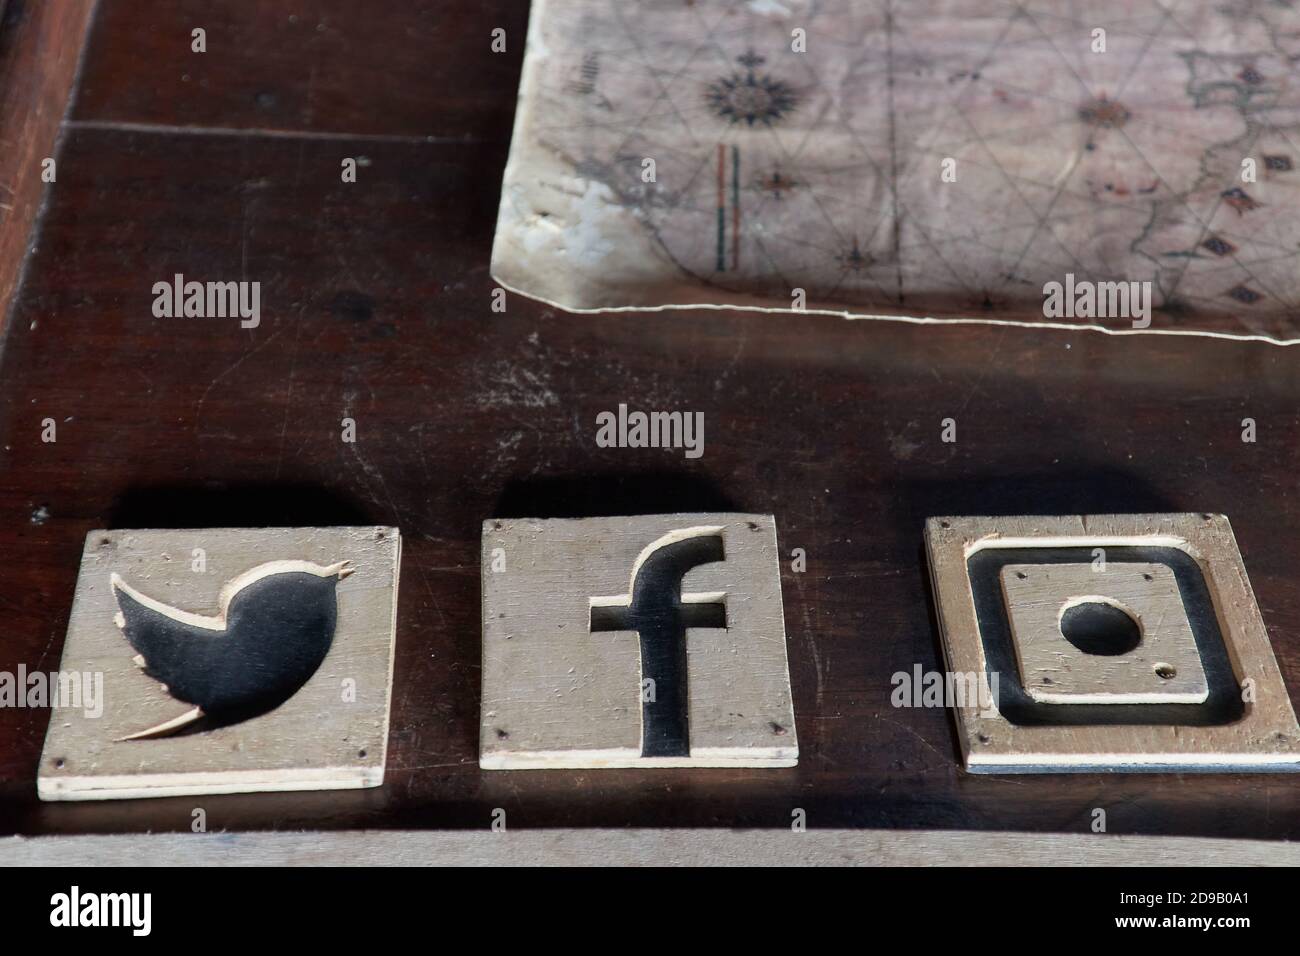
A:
110,559,354,739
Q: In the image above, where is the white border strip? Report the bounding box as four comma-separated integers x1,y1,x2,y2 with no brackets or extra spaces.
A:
3,829,1297,866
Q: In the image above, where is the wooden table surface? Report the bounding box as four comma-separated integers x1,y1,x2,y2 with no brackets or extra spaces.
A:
1,0,1298,840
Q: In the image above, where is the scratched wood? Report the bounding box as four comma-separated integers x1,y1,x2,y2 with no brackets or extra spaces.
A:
926,515,1300,771
39,527,401,800
5,829,1300,867
1001,561,1208,704
480,515,796,769
1,0,1300,838
0,0,97,333
72,0,528,139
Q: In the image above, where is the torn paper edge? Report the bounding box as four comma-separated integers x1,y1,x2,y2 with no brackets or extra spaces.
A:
490,0,1300,349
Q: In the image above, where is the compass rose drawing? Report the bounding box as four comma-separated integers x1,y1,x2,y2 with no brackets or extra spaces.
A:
705,51,798,127
754,166,800,199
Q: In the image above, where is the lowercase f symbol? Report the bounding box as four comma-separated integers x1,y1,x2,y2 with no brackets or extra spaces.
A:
590,529,727,758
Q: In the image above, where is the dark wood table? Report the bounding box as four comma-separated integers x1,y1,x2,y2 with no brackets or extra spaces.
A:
1,0,1297,840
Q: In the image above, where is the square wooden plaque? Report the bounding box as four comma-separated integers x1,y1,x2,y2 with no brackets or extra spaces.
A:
925,514,1300,772
480,514,797,769
38,527,401,800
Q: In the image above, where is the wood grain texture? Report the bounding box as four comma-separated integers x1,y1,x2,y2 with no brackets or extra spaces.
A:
1002,562,1207,704
926,514,1300,771
72,0,528,139
0,0,1299,839
38,527,401,800
4,828,1300,867
0,0,97,335
480,515,796,768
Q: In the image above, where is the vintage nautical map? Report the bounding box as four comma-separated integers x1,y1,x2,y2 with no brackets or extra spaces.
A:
492,0,1300,342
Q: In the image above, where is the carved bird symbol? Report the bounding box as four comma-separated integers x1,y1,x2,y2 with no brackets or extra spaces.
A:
110,560,353,739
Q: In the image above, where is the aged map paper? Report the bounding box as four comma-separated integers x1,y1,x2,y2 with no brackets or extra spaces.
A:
492,0,1300,343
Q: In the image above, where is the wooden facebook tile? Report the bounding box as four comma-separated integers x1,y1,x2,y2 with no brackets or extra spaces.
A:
38,527,401,801
479,514,797,769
